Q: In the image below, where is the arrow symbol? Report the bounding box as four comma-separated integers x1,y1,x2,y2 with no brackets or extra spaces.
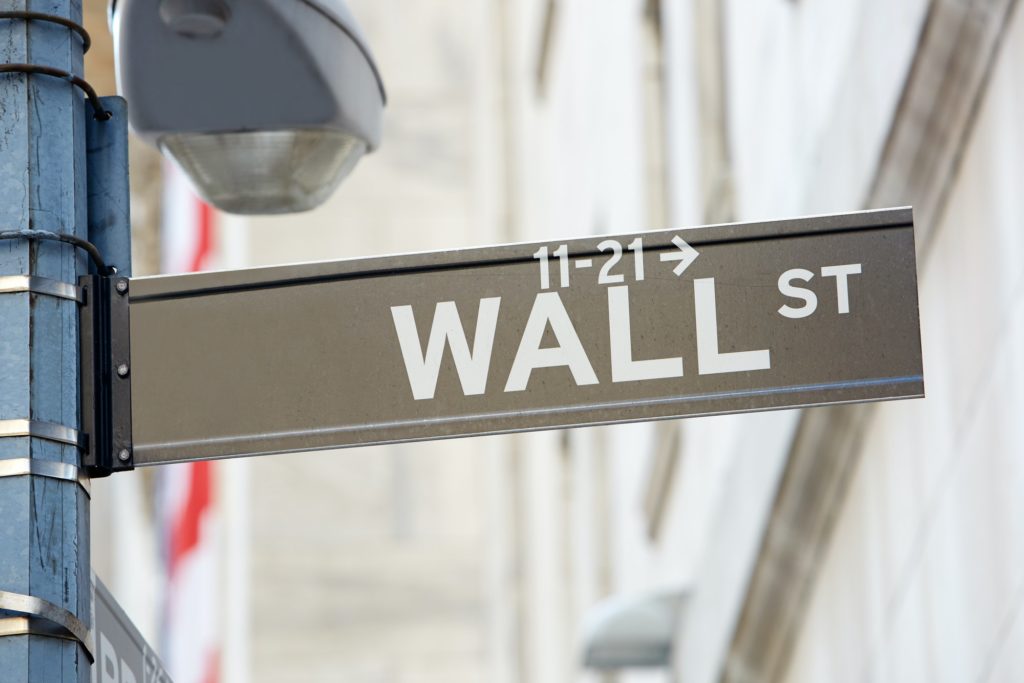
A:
660,235,699,276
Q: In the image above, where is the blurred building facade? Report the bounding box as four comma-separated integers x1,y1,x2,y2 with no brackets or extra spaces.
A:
89,0,1024,682
490,1,1024,683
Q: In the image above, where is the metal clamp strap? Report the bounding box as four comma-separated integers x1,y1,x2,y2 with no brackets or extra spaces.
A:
0,11,92,53
0,229,113,274
0,591,94,662
0,458,90,497
0,275,82,302
0,11,107,118
0,64,110,120
0,419,82,448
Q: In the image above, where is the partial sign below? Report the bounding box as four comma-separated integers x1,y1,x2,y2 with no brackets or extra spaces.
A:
92,574,172,683
127,207,923,465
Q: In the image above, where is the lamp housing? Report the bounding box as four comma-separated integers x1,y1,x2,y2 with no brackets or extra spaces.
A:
111,0,386,214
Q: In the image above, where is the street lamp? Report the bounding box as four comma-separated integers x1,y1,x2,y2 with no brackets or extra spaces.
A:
581,589,688,670
110,0,386,214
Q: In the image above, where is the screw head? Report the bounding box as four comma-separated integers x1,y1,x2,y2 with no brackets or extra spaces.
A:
115,279,129,294
117,448,131,463
116,363,130,378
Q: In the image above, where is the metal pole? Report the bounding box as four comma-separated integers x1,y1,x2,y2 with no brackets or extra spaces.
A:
0,2,93,680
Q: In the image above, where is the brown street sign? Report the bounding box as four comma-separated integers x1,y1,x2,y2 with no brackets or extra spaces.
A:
126,207,923,465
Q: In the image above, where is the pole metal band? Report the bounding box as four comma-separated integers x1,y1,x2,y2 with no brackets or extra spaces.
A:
0,275,82,302
0,11,92,53
0,229,113,274
0,592,94,662
0,458,90,497
0,420,82,448
0,617,88,654
0,64,110,120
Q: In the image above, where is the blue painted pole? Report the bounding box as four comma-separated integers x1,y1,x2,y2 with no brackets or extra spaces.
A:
0,1,95,680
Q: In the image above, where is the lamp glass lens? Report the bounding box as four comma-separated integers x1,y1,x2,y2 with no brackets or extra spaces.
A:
160,129,366,214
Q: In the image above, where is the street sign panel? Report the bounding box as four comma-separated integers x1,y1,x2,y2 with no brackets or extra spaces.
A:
92,574,172,683
126,207,923,465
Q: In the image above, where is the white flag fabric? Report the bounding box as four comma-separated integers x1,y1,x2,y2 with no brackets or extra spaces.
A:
159,164,221,683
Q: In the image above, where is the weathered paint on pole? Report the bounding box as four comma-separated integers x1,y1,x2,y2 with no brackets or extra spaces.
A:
0,3,92,680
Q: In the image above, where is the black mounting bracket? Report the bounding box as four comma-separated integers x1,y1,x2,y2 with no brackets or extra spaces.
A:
79,274,134,477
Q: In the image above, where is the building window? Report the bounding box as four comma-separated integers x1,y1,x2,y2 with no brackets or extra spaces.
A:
535,0,559,98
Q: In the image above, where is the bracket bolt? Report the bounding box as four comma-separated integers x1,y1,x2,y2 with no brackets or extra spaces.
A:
116,363,130,378
117,448,131,463
115,279,129,294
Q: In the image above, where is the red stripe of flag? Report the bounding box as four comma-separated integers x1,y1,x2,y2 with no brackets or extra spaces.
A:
170,460,213,577
162,178,221,683
190,200,215,272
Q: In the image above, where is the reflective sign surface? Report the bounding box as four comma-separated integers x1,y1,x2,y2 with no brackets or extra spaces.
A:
93,575,172,683
128,208,923,465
